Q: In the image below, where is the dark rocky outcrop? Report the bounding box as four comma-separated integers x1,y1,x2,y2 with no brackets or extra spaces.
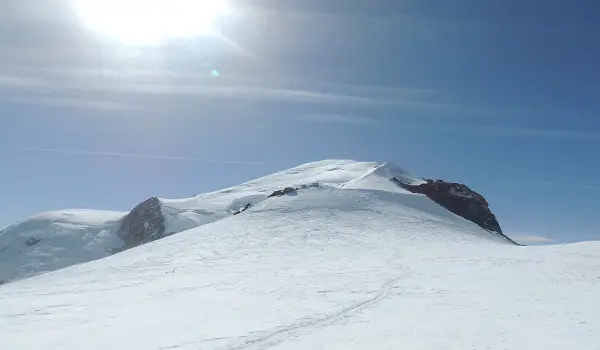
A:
118,197,166,250
267,183,320,199
233,203,252,215
391,177,518,244
267,187,298,198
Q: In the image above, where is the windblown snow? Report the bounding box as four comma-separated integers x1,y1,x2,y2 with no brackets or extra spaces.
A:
1,160,599,349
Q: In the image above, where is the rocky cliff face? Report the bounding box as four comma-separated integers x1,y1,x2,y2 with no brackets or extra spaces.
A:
118,197,166,250
391,177,517,244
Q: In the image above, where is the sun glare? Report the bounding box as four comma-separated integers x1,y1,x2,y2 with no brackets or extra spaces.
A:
74,0,228,44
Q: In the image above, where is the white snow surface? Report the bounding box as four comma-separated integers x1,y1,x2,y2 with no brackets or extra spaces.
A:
159,160,402,235
341,162,426,192
1,160,599,349
1,161,389,282
0,209,126,283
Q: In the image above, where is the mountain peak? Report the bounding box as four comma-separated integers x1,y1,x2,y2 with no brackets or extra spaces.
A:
0,159,513,284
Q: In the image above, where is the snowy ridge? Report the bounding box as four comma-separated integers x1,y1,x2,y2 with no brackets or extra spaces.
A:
341,162,426,193
158,160,386,234
1,159,510,284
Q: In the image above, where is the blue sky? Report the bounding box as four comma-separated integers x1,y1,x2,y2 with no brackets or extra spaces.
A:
1,0,599,244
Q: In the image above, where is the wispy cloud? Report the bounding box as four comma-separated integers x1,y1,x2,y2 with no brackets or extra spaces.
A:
511,235,557,245
401,125,600,142
0,66,439,108
2,146,263,165
4,96,130,110
0,75,50,88
478,126,600,142
300,113,379,126
117,83,385,104
4,67,599,143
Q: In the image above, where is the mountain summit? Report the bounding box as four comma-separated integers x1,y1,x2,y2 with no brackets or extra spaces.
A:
1,160,510,283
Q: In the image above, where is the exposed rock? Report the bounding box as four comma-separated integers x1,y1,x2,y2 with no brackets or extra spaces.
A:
25,237,42,247
300,183,320,189
118,197,166,250
391,177,517,244
267,187,298,198
233,203,252,215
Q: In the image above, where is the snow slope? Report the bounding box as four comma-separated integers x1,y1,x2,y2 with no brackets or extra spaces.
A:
0,209,126,283
1,161,390,282
160,160,387,232
160,160,431,234
1,160,599,349
341,162,426,192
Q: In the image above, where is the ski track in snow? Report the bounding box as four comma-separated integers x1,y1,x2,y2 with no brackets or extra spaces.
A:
222,276,406,350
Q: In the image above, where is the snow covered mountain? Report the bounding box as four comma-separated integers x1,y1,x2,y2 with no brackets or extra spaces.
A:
1,159,599,349
0,160,512,284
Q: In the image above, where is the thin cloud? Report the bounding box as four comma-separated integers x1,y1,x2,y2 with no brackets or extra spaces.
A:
3,63,594,125
0,72,433,107
401,125,600,142
0,75,51,88
3,146,264,165
512,235,557,245
316,82,437,100
301,113,379,126
478,126,600,142
0,62,444,108
116,83,384,105
0,64,437,97
4,96,130,110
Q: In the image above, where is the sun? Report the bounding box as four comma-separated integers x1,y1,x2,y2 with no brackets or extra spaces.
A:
74,0,228,45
